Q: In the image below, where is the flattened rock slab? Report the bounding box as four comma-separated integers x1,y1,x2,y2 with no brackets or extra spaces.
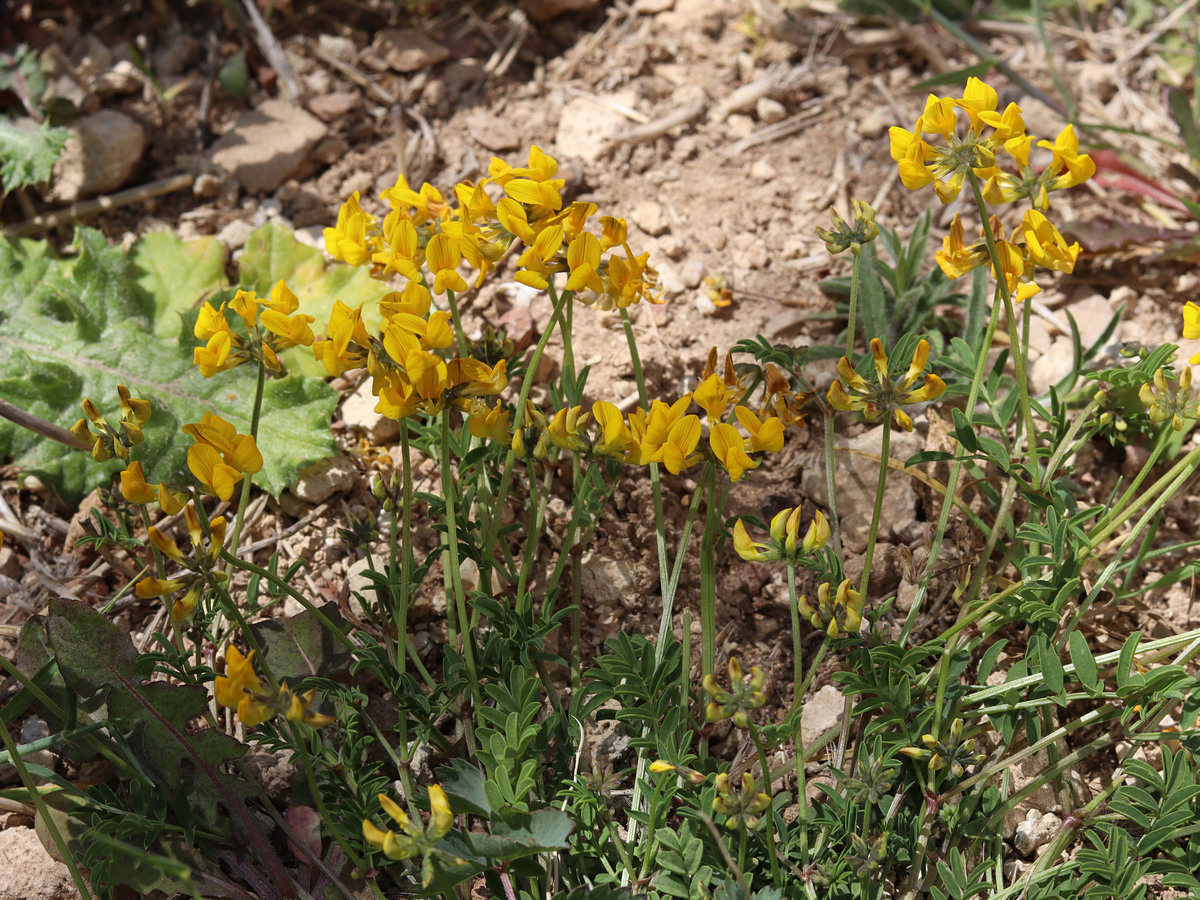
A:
0,827,78,900
209,100,327,193
47,110,145,202
372,29,449,72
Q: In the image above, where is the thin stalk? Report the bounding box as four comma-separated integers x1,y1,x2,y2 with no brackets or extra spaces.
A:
439,410,484,723
968,172,1040,491
747,723,782,886
845,251,862,358
224,360,266,574
858,412,891,596
899,291,1002,645
444,289,469,359
289,724,371,875
699,465,722,677
788,565,813,875
1089,422,1173,541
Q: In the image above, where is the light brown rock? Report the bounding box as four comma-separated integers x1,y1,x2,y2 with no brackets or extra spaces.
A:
47,110,145,202
0,827,78,900
208,100,328,194
371,29,449,72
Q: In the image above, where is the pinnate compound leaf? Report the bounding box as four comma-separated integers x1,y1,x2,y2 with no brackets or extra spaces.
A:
129,231,227,340
0,227,338,502
0,118,69,193
249,602,353,683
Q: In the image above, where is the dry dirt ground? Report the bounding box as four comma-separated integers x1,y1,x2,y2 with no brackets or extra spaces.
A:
2,0,1200,889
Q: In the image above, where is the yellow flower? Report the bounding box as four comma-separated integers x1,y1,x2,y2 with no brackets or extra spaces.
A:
1021,209,1081,274
565,232,604,293
734,406,784,453
592,401,636,458
712,771,772,830
693,374,732,422
702,657,766,728
798,579,865,636
71,386,151,463
1183,301,1200,341
183,413,262,501
194,283,313,376
515,225,565,291
363,786,462,886
137,504,228,621
120,461,186,513
1038,124,1095,191
214,644,334,728
733,504,830,564
380,174,450,224
657,414,702,474
1140,366,1200,431
323,192,375,266
547,405,591,453
709,422,756,482
314,301,373,377
467,400,511,443
828,339,945,432
372,212,424,282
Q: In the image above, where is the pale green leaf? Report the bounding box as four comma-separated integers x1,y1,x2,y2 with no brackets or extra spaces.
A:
237,223,393,375
0,227,338,502
0,119,68,194
129,231,227,340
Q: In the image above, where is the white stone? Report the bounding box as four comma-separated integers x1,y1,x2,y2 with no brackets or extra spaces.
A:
750,159,777,180
756,97,786,123
633,200,669,236
801,425,924,553
0,827,77,900
656,261,685,299
680,257,705,289
580,554,638,606
47,110,145,202
555,92,636,164
1013,810,1061,858
216,218,255,251
341,381,401,444
293,455,359,503
371,29,449,72
208,100,328,194
800,684,843,749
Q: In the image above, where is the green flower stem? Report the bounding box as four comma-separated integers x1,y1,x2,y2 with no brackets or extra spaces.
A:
785,563,814,876
968,171,1041,492
515,459,543,606
1044,395,1102,484
439,408,484,728
224,359,266,576
899,290,1002,646
618,308,671,608
747,722,783,886
858,410,891,596
845,250,862,358
479,284,574,572
626,463,713,864
699,465,723,677
444,289,469,360
821,400,845,557
288,722,371,876
219,549,360,657
396,426,414,673
1088,439,1200,552
1089,420,1174,542
0,722,94,900
637,778,668,880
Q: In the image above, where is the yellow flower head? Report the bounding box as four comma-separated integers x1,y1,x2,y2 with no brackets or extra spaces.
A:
363,786,463,886
798,578,865,636
137,504,228,621
702,657,766,728
71,385,152,463
712,771,772,830
828,339,945,432
324,192,376,266
1139,366,1200,431
733,504,830,564
183,413,262,501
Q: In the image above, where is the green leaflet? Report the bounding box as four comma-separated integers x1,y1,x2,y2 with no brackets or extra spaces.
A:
0,226,339,502
0,118,69,194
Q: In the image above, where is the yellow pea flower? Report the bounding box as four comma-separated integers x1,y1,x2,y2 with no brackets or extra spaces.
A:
657,414,702,474
323,191,375,266
709,422,756,482
798,579,865,637
427,233,469,295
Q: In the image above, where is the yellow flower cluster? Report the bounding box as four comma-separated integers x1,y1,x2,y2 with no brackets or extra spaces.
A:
183,412,263,502
313,282,507,422
828,338,946,432
194,280,315,377
495,349,801,483
323,146,661,311
71,385,150,463
135,502,228,622
891,77,1092,299
363,786,465,887
214,645,334,729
